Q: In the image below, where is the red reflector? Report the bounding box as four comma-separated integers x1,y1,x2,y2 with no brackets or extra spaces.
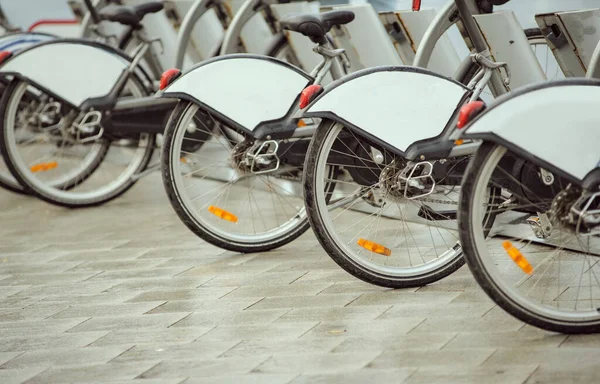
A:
0,51,12,65
457,101,485,129
412,0,422,11
159,68,182,91
299,84,323,109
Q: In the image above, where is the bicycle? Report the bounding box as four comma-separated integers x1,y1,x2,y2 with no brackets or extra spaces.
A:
159,9,350,252
0,0,309,205
300,0,570,288
0,0,170,207
455,76,600,334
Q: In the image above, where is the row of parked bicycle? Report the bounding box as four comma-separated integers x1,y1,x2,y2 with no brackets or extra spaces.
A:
1,0,600,334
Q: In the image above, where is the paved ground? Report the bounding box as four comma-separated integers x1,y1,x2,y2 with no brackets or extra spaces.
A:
1,173,599,384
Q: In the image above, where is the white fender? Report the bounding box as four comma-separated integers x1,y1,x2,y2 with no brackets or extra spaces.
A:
304,67,469,153
0,40,130,107
463,80,600,181
160,55,312,131
0,32,56,53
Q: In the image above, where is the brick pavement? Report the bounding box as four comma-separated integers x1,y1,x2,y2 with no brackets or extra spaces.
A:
0,173,598,383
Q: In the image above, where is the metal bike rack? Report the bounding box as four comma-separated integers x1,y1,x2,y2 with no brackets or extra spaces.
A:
379,8,461,78
535,9,600,78
475,11,547,89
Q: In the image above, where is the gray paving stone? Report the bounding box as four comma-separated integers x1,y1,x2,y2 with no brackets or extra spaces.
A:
0,285,30,299
24,361,161,383
443,331,567,349
0,345,133,369
525,365,600,383
111,341,241,363
222,283,332,299
331,332,458,353
367,348,497,369
184,374,296,384
484,347,600,369
406,365,538,384
0,366,49,384
410,314,524,333
127,287,237,302
33,241,130,253
221,338,345,358
66,313,190,333
274,306,392,323
348,291,461,306
88,267,195,281
0,303,70,322
51,301,166,319
290,369,416,384
0,272,100,286
137,247,227,260
171,308,290,328
2,174,600,382
201,271,308,287
0,351,23,366
105,277,212,293
254,351,380,375
301,318,425,340
0,318,90,338
246,293,360,311
148,297,263,314
0,331,109,352
49,248,150,262
199,322,320,342
11,281,117,297
89,327,213,347
139,357,268,379
378,302,495,319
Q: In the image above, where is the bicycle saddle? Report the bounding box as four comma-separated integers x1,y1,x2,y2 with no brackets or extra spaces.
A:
280,10,355,42
99,2,164,29
478,0,510,13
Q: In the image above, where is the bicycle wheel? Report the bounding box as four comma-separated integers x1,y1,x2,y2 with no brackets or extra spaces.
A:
304,119,501,288
459,142,600,334
162,101,318,253
0,75,155,208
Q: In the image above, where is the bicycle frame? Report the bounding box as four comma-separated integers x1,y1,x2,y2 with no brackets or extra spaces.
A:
173,0,231,69
414,0,507,97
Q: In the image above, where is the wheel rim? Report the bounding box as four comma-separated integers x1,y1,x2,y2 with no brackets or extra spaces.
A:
470,145,600,324
3,80,151,203
169,103,308,245
313,123,464,279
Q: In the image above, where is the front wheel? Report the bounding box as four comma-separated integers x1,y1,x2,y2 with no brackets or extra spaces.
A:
460,142,600,334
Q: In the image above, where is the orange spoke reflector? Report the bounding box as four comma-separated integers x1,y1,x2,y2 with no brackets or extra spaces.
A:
208,205,238,223
30,161,57,173
454,139,464,145
357,238,391,256
180,157,188,164
297,120,307,127
503,241,533,274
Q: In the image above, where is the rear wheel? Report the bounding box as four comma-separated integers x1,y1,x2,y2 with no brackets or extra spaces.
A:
0,76,155,207
460,143,600,334
162,101,313,253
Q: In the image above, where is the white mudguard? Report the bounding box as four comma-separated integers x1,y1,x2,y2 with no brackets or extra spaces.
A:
0,40,131,107
303,66,470,154
0,32,56,53
160,54,312,132
463,80,600,182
